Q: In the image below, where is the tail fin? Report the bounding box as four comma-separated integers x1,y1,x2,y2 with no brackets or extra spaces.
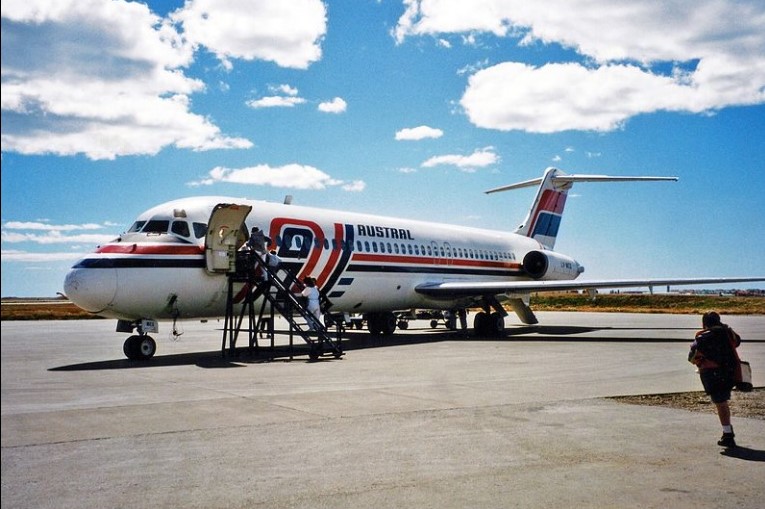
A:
485,167,677,250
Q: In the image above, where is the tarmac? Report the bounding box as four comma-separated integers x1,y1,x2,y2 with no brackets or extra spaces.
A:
2,312,764,509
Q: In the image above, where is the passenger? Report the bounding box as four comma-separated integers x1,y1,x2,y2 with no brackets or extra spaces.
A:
240,226,270,281
266,249,282,272
296,276,322,331
458,308,468,336
244,226,269,254
688,311,742,448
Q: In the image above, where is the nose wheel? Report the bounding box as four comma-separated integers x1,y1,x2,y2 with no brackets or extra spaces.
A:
123,334,157,360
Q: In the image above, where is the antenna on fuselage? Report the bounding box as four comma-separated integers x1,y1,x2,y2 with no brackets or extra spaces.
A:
284,195,293,205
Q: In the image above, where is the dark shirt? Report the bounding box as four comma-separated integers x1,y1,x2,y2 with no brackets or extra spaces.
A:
689,325,739,373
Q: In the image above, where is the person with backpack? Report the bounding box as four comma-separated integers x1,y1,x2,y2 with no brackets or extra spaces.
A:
688,311,741,448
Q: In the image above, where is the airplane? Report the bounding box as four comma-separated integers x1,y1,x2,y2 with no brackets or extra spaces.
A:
63,167,765,360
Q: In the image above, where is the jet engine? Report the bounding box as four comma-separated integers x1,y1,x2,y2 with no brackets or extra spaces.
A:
522,250,583,280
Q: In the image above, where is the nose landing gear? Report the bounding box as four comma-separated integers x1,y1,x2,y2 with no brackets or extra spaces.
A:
117,318,159,360
123,334,157,360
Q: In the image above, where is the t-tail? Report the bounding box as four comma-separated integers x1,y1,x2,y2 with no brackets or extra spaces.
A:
485,167,678,250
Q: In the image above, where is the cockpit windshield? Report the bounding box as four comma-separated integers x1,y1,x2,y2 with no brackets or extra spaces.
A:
171,220,190,237
142,220,170,234
127,221,146,233
125,217,207,241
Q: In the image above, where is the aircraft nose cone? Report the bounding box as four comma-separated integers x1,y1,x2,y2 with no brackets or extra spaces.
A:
63,266,117,314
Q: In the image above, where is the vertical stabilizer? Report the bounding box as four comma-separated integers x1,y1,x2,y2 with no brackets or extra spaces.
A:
485,167,678,250
515,167,568,249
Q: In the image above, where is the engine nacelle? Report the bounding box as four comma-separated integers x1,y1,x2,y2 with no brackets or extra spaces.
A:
522,250,584,280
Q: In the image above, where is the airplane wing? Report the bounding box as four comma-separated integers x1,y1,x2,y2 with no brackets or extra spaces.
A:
415,276,765,297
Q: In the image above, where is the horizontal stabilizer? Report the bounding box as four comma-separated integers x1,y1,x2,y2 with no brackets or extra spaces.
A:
485,174,678,194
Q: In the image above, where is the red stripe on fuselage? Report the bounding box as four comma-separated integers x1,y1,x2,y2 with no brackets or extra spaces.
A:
352,252,519,270
315,223,344,288
269,217,325,288
96,244,203,255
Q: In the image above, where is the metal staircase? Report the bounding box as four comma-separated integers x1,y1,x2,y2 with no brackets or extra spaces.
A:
221,251,344,361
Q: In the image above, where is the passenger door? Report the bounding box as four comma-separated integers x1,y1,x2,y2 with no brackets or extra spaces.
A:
204,203,252,273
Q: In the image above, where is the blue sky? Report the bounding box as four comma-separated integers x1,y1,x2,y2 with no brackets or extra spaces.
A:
2,0,764,298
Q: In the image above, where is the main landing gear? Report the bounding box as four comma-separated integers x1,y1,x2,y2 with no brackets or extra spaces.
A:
472,311,505,336
364,311,398,335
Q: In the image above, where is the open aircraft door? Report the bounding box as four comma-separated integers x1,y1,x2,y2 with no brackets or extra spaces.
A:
204,203,252,273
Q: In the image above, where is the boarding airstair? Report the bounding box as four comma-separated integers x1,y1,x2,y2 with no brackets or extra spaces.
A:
221,250,344,361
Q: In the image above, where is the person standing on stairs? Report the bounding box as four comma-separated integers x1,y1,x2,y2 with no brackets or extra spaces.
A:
297,276,322,331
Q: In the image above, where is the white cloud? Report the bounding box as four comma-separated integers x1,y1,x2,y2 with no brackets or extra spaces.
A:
341,180,366,192
394,0,513,43
3,221,105,231
274,84,299,96
1,0,253,160
247,96,307,109
1,250,87,262
421,147,498,172
188,163,364,191
395,0,765,132
395,125,444,141
171,0,326,70
248,84,307,109
462,62,698,132
318,97,347,113
1,230,116,245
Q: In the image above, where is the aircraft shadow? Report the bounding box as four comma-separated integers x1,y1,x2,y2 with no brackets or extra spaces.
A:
49,324,708,371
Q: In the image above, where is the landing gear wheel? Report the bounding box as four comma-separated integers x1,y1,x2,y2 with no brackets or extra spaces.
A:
366,314,382,336
489,312,505,336
123,335,156,360
379,312,397,335
473,312,488,336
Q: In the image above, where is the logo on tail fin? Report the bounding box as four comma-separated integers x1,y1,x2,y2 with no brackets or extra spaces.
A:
507,167,571,250
528,188,567,249
485,167,678,251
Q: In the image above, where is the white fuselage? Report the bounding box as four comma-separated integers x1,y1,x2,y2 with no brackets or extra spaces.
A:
64,196,573,321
